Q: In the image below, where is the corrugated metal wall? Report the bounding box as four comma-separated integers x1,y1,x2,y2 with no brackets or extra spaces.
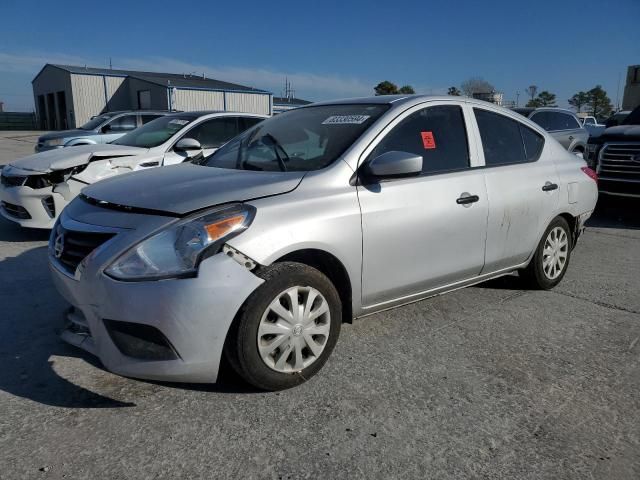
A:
225,92,271,115
173,89,225,111
105,76,125,100
70,74,106,126
173,89,271,115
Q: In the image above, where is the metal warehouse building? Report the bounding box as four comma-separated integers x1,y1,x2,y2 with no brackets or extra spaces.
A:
32,64,273,130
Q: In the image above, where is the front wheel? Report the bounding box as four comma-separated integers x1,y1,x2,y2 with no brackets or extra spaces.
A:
520,217,572,290
224,262,342,390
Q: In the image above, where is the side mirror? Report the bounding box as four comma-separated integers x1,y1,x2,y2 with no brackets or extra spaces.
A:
101,124,112,133
175,138,202,152
365,151,423,178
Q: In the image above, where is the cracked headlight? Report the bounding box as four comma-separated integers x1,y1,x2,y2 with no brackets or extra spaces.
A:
44,138,64,147
105,204,255,281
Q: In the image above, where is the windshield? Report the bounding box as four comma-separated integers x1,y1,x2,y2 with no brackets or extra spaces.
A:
622,106,640,125
80,114,114,130
112,115,196,148
197,104,389,172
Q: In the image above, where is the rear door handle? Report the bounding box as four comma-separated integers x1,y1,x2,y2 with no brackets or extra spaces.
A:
456,193,480,205
542,182,558,191
568,135,574,141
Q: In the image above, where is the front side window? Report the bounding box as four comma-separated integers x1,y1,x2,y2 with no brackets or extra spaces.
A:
106,115,137,132
199,104,389,172
112,115,196,148
369,105,470,175
475,108,544,166
583,117,595,125
184,117,239,149
80,114,113,130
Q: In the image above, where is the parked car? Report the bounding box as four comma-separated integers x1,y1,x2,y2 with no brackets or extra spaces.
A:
604,110,631,128
35,110,169,152
513,107,589,155
49,95,598,390
0,111,266,228
578,115,607,138
586,104,640,197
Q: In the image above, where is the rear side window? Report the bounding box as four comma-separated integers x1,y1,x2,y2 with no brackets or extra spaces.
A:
185,117,239,149
370,105,469,175
141,114,163,125
530,111,580,131
474,109,543,166
239,117,264,131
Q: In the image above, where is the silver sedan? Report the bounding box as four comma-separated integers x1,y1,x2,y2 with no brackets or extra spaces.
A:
48,95,598,390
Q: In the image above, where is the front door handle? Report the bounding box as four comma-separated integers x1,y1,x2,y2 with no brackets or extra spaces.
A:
542,182,558,191
456,193,480,205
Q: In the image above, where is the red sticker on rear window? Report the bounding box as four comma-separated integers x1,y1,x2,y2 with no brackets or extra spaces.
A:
421,131,436,149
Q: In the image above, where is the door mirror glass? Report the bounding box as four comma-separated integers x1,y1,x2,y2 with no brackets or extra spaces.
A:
366,151,422,178
175,138,202,152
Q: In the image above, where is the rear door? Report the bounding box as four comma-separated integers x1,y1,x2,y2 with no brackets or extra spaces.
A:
357,102,488,308
472,108,560,272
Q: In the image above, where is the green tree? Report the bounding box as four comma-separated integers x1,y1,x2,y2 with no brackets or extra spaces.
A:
526,90,557,108
536,91,557,107
447,86,461,96
568,91,589,113
374,81,399,95
586,85,613,118
398,85,415,94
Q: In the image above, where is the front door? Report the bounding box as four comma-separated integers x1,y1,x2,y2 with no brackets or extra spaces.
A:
357,103,488,308
163,116,240,165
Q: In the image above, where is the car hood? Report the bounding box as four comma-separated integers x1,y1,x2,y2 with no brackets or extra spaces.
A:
8,144,148,173
38,129,91,141
82,163,306,215
601,124,640,139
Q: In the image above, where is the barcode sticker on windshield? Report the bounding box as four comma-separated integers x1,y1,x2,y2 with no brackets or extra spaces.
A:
169,119,189,125
322,115,370,125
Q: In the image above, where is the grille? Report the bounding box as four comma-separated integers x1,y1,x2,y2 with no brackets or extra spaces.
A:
1,201,31,219
42,196,55,218
598,143,640,182
52,224,115,274
1,174,26,187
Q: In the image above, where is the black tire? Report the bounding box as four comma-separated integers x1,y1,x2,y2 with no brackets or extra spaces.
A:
520,216,572,290
224,261,342,391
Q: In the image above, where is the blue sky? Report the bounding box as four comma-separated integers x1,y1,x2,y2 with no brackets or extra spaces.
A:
1,0,638,111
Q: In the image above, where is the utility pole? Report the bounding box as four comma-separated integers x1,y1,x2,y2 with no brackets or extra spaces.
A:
109,57,112,69
516,92,520,107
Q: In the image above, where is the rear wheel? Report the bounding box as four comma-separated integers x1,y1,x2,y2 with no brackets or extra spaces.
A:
224,262,341,390
520,216,572,290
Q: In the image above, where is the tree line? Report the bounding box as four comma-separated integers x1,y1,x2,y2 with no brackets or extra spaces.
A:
373,78,614,118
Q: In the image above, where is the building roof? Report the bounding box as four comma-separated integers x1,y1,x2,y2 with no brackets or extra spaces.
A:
273,96,312,106
35,64,270,93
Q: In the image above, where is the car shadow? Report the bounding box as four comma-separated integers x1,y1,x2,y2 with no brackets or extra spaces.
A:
0,240,138,408
586,195,640,230
0,222,258,405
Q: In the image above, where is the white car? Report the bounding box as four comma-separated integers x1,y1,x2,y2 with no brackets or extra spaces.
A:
0,111,266,228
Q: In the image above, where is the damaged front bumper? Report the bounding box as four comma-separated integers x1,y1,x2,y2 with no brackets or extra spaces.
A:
49,211,264,383
0,183,64,229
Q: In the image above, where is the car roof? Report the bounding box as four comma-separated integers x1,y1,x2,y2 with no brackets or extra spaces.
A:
165,110,268,119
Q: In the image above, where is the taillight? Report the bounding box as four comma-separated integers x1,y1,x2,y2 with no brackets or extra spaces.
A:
581,166,598,184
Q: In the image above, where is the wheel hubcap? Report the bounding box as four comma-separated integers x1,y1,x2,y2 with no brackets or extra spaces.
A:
257,286,331,373
542,226,568,280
